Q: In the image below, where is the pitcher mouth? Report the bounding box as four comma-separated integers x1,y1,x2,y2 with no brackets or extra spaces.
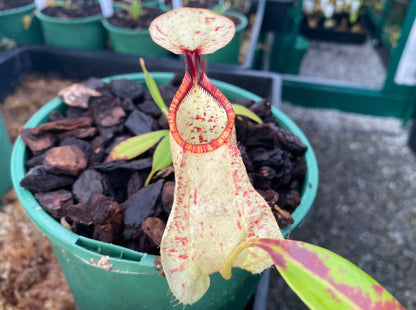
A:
168,52,235,154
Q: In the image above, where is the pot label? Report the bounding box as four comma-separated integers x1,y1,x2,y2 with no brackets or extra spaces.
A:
35,0,46,10
99,0,114,18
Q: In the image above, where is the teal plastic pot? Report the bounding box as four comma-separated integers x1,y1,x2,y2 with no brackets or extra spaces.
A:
35,9,106,50
204,10,248,64
102,5,170,56
0,112,12,198
0,3,43,43
11,73,318,309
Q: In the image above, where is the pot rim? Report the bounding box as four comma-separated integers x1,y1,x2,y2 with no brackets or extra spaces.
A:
36,9,103,24
0,2,35,16
101,3,162,35
101,18,151,35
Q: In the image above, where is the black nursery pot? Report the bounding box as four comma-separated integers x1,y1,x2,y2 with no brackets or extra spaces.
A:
0,45,279,103
0,2,43,44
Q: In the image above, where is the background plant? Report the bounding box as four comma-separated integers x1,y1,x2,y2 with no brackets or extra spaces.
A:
119,0,143,20
302,0,364,25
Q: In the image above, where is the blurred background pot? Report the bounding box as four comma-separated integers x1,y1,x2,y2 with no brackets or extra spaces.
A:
102,4,170,56
0,2,43,44
204,10,248,64
35,2,106,50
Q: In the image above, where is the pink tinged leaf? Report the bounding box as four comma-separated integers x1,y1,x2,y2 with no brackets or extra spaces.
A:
149,8,235,55
248,239,405,310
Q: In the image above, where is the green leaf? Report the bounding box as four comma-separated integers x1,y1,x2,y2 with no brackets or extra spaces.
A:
140,58,169,118
22,14,33,30
145,134,172,185
130,0,143,20
232,104,263,124
247,239,405,310
106,130,169,162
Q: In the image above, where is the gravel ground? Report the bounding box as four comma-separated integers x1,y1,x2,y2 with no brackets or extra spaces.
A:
266,40,416,309
299,39,387,86
267,104,416,310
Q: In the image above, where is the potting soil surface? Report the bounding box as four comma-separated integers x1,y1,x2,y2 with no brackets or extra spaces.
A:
41,2,102,19
107,7,166,30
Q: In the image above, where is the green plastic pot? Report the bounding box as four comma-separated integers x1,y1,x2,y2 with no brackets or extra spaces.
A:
102,5,171,56
204,10,248,64
11,72,318,309
35,8,106,50
0,3,43,44
0,112,12,198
